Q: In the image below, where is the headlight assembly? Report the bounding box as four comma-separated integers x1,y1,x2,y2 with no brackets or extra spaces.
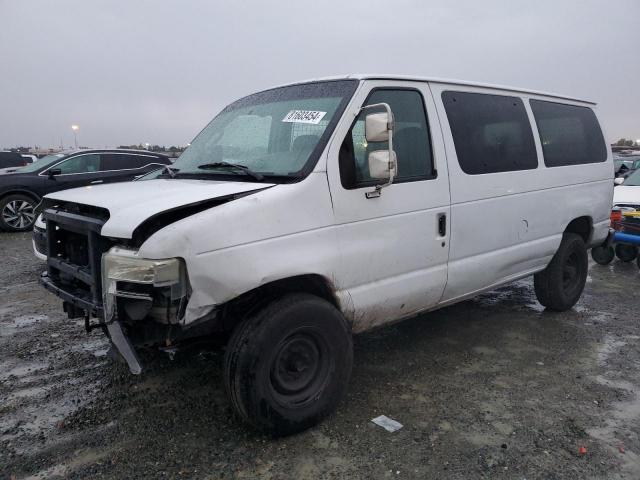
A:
102,247,187,324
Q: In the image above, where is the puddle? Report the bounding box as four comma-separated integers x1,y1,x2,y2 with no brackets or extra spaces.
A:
0,314,49,337
473,280,543,313
9,384,53,401
0,359,50,381
596,335,627,367
588,336,640,477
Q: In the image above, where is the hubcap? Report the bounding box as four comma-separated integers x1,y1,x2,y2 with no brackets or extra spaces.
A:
269,330,330,407
2,200,35,229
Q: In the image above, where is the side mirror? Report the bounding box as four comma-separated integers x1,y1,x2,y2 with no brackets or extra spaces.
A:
48,168,61,179
368,150,397,180
361,103,395,198
614,177,624,186
365,112,391,142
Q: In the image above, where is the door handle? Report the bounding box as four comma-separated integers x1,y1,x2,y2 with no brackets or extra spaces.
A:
90,180,103,184
438,213,447,237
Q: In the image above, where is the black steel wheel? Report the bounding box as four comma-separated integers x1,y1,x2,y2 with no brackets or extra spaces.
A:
224,293,353,436
534,233,588,311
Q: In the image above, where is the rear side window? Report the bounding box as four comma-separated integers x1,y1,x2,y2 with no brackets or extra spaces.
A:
102,154,155,170
529,100,606,167
442,91,538,175
102,154,131,170
131,155,159,168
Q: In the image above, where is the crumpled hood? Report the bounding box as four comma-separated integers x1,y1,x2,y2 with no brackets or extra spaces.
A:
44,178,273,238
613,185,640,206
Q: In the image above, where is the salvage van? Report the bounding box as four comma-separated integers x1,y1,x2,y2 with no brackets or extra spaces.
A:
39,75,613,435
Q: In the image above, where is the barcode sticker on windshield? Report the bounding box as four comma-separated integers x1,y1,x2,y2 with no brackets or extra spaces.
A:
282,110,327,124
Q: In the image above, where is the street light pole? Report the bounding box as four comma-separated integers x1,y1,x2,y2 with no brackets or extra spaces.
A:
71,125,79,149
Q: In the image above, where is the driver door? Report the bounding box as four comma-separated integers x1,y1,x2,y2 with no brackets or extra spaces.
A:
326,80,451,332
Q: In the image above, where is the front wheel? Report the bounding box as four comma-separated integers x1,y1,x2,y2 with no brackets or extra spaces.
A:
224,293,353,436
0,194,38,232
534,233,588,311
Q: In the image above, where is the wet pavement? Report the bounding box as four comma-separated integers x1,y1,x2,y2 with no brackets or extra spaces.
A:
1,231,640,479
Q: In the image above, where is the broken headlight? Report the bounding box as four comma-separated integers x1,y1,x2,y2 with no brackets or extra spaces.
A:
102,247,187,324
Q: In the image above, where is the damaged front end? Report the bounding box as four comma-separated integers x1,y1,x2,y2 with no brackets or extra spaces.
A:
39,202,201,375
101,249,189,374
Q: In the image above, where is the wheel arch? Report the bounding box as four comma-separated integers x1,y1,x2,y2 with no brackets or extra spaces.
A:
564,216,593,244
220,273,342,330
0,189,41,204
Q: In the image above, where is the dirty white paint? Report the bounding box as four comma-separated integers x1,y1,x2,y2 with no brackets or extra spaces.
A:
43,76,613,331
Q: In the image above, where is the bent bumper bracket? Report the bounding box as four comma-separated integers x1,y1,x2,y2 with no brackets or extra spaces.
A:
106,320,143,375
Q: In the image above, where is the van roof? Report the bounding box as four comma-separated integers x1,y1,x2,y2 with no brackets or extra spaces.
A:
275,74,596,105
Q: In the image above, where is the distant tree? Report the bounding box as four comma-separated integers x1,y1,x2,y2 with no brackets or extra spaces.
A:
616,138,636,147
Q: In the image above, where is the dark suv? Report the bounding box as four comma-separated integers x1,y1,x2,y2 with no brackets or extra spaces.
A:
0,151,30,169
0,149,171,232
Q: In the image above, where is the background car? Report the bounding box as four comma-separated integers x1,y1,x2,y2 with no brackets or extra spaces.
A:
0,151,31,171
614,154,640,182
0,154,39,175
0,149,171,232
613,168,640,211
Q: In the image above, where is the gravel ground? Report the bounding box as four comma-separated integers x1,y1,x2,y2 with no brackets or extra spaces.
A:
1,232,640,479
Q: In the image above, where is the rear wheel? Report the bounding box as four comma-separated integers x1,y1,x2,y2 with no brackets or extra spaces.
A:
534,233,588,311
224,293,353,436
0,194,37,232
615,244,638,262
591,245,615,265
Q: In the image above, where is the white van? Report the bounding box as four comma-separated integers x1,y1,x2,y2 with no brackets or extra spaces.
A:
39,75,613,435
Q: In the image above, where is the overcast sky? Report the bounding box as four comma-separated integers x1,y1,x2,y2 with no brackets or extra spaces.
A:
1,0,638,149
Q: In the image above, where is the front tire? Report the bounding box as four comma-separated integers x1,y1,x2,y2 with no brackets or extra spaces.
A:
224,293,353,436
534,233,588,311
0,194,37,232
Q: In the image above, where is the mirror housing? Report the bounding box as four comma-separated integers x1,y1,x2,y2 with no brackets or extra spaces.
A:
48,168,61,179
368,150,397,180
365,112,391,143
360,102,395,198
614,177,625,186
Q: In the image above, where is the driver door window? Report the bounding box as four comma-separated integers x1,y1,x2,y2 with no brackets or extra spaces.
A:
56,154,101,174
339,89,435,189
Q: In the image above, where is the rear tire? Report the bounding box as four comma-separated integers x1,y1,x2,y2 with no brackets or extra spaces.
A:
0,194,37,232
224,293,353,436
615,244,638,262
534,233,588,311
591,245,615,265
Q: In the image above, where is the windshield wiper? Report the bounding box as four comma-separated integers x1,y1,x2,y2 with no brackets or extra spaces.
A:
159,165,179,178
197,162,264,182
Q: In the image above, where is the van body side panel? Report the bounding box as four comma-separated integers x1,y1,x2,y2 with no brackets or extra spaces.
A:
326,80,451,332
138,173,339,324
430,83,613,303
